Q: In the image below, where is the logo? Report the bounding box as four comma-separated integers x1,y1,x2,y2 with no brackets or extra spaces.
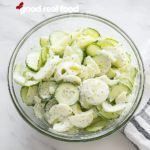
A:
16,3,79,14
16,2,24,10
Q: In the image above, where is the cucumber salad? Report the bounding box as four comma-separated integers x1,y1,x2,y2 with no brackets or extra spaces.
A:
13,27,137,133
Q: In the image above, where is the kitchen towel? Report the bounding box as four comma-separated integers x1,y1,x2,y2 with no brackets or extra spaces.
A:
121,40,150,150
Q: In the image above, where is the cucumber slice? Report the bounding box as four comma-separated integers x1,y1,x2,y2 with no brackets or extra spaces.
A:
96,105,120,120
126,94,135,103
71,41,77,46
115,92,127,104
79,95,93,109
59,35,72,48
108,84,131,102
69,111,93,128
33,56,62,80
47,103,72,124
50,45,64,57
96,50,117,64
43,76,55,82
49,86,55,95
70,31,82,39
26,86,38,106
90,117,103,124
54,83,80,106
97,75,119,86
64,126,79,134
82,52,86,62
49,30,68,46
63,45,76,58
25,80,40,87
78,65,95,81
13,63,26,86
53,118,74,132
102,101,126,112
26,51,41,72
119,65,137,78
80,79,109,105
63,75,81,85
23,68,35,80
85,117,109,132
33,103,45,119
92,54,111,76
83,56,100,75
71,45,84,63
21,86,38,106
63,46,82,64
88,107,99,119
82,28,100,38
96,40,114,48
118,74,134,85
129,67,137,77
38,81,58,101
120,78,133,90
34,96,41,104
78,38,95,51
14,64,40,87
54,61,81,82
41,46,49,65
40,36,49,47
105,38,118,46
71,103,82,115
106,68,116,79
64,54,81,65
37,51,43,70
45,98,57,112
20,86,29,105
104,47,125,68
86,43,102,56
125,53,131,65
44,98,58,121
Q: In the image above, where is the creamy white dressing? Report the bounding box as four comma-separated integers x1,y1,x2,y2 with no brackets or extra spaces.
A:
33,56,62,80
53,118,74,132
54,61,81,82
115,92,127,104
34,96,41,104
13,27,138,133
49,87,55,95
47,103,72,124
79,94,93,109
78,65,96,81
80,79,109,105
102,101,127,112
84,56,100,74
69,111,93,128
78,37,95,51
63,75,81,85
13,63,26,86
96,75,119,86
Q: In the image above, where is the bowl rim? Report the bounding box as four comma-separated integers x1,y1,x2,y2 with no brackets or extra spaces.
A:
7,12,145,142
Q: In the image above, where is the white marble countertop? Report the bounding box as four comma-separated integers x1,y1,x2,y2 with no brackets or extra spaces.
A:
1,0,150,149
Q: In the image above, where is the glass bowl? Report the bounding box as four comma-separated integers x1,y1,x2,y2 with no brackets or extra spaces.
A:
7,13,145,142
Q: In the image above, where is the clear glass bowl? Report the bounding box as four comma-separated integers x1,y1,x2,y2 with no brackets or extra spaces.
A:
7,13,145,142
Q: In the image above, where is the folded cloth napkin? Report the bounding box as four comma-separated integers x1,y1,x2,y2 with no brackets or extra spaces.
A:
121,40,150,150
